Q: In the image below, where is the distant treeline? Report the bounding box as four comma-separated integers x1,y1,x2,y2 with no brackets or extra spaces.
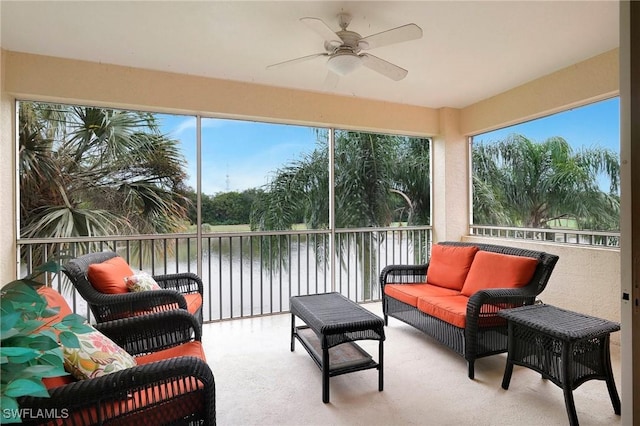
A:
184,189,271,226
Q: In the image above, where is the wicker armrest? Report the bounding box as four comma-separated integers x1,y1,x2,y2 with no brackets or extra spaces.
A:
466,287,538,330
95,310,201,356
154,272,203,295
86,288,189,310
19,356,216,426
379,263,429,290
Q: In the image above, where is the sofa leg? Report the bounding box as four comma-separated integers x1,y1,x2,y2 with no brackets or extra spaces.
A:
468,361,475,380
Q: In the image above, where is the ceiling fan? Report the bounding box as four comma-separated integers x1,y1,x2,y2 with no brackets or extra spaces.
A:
267,13,423,82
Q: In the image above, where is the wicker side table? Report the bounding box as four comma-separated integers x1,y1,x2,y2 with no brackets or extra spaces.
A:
499,304,620,426
290,292,385,403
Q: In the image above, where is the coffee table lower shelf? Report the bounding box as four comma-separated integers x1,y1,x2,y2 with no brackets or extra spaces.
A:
295,326,378,374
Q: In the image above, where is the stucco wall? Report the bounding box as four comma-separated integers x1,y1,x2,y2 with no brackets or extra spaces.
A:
0,48,17,285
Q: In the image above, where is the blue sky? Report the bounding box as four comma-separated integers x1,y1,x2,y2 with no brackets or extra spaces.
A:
159,116,319,194
158,97,620,195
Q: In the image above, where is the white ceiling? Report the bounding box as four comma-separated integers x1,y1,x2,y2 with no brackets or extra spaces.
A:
0,1,619,109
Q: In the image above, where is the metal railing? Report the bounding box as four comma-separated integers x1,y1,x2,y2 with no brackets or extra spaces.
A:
469,225,620,248
17,226,432,322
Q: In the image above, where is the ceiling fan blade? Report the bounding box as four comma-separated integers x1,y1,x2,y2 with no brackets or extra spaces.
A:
359,23,423,50
322,71,340,90
360,54,408,81
266,52,328,70
300,17,342,45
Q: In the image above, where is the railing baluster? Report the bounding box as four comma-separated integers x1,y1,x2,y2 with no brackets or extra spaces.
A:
259,236,264,316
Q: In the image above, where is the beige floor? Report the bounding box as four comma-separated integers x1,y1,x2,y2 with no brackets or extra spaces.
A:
201,302,622,426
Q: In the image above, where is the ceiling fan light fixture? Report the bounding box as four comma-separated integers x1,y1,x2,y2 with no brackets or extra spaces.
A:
327,52,362,76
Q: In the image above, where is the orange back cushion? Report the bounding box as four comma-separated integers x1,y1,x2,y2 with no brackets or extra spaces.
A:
460,251,539,297
87,256,134,294
37,286,73,317
426,244,479,290
36,286,74,331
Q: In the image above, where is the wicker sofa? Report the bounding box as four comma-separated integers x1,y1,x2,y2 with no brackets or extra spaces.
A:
18,286,216,426
380,241,559,379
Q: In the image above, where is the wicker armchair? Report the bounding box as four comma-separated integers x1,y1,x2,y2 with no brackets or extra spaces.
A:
64,251,203,325
18,304,215,425
380,241,559,379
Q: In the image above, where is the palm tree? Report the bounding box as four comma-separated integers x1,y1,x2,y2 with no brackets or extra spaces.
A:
472,134,620,230
251,130,431,230
19,102,190,244
250,130,431,297
390,136,432,226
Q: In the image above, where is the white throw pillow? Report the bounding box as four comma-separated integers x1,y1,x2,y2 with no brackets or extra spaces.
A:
124,271,161,292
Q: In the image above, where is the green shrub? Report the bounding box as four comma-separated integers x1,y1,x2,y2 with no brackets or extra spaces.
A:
0,261,92,424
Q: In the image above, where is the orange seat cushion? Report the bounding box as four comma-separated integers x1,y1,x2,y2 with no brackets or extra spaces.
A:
185,292,203,315
135,341,206,365
87,256,134,294
417,295,469,328
41,375,75,390
384,284,460,307
461,251,539,297
426,244,479,290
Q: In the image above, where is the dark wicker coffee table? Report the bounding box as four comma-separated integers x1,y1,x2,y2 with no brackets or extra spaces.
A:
499,304,620,426
290,292,385,403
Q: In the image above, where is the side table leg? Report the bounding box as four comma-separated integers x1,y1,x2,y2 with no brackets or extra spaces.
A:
378,340,384,391
290,314,295,352
606,374,621,415
562,385,579,426
322,346,330,403
501,361,514,390
562,344,579,426
602,335,621,415
502,322,515,390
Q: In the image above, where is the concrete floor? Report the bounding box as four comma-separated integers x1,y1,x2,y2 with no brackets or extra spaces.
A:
201,302,622,426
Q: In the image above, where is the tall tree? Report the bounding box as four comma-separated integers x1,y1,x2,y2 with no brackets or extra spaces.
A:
249,130,431,296
473,134,620,230
19,102,190,240
250,130,431,230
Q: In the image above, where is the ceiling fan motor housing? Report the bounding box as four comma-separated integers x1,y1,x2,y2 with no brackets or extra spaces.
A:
324,30,363,53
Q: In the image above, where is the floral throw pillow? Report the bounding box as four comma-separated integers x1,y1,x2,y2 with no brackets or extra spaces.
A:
63,325,136,380
125,271,161,292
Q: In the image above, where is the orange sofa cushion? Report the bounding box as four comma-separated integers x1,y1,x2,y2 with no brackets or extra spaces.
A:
426,244,479,290
135,341,206,365
185,292,203,315
384,284,459,307
87,256,134,294
417,295,469,328
460,251,538,297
